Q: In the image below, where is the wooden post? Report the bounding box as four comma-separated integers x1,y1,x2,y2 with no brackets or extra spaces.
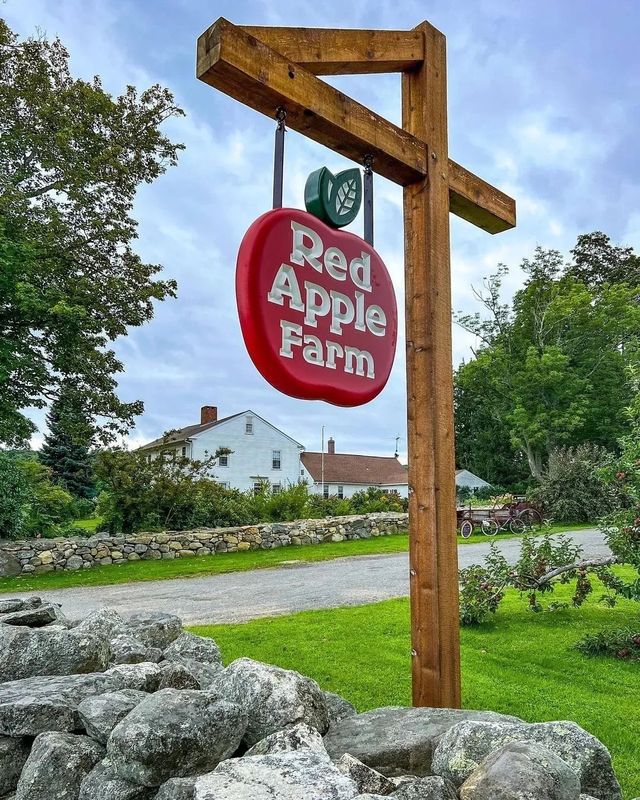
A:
402,22,461,708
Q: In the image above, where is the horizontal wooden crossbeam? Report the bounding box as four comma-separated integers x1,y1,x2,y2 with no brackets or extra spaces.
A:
196,19,516,233
197,19,427,186
238,26,425,74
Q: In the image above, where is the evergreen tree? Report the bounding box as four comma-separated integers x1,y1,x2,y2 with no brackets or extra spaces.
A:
40,390,94,499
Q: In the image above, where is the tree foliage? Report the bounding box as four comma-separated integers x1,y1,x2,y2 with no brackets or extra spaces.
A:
455,235,640,480
39,386,95,498
0,20,184,446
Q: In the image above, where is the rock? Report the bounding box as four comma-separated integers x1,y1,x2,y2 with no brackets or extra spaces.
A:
245,722,327,756
392,776,458,799
162,632,221,665
126,612,182,650
431,718,622,800
79,759,156,799
217,658,329,746
103,662,162,692
156,777,197,799
0,736,31,795
107,689,246,787
337,753,396,795
324,706,522,777
75,608,128,640
16,732,104,800
0,604,59,627
0,624,110,682
0,599,25,614
459,741,580,800
0,664,158,736
157,661,201,690
325,690,357,726
109,635,162,665
78,689,148,744
192,749,357,800
66,555,85,571
0,551,21,578
168,657,222,689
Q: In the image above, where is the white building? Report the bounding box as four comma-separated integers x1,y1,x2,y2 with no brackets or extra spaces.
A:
139,406,304,493
300,437,409,499
455,468,491,492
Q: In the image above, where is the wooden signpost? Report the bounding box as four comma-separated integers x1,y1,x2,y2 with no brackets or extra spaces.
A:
197,19,516,708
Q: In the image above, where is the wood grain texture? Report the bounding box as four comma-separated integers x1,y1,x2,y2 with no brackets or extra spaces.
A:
237,26,424,74
197,19,427,186
448,160,516,233
402,22,462,709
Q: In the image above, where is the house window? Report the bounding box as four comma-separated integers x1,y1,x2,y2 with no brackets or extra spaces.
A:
272,482,282,494
337,485,344,499
323,484,329,499
253,480,264,494
245,416,253,435
218,452,229,467
218,481,229,489
272,450,281,470
181,446,187,457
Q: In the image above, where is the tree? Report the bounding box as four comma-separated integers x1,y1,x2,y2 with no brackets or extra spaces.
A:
39,387,94,498
0,20,184,447
456,239,640,479
568,231,640,289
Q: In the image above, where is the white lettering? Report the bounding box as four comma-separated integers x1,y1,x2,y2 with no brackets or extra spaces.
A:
303,335,324,366
329,291,355,335
279,321,303,358
290,221,323,272
304,281,331,328
344,346,375,379
324,247,348,281
268,264,304,311
365,305,387,336
325,340,344,370
349,253,372,292
354,290,366,331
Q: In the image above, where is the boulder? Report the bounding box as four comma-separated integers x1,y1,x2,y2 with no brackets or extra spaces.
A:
459,741,581,800
167,657,222,689
103,662,162,692
79,759,156,799
0,624,110,682
0,599,27,614
0,664,158,736
245,722,327,756
16,732,104,800
156,777,197,799
78,689,148,744
107,689,246,787
126,612,182,650
217,658,329,746
162,632,221,665
109,635,163,665
392,776,458,799
192,749,357,800
0,604,60,627
323,706,522,777
431,718,622,800
325,690,357,726
157,662,201,691
336,753,396,795
0,735,31,795
74,608,128,640
0,551,21,578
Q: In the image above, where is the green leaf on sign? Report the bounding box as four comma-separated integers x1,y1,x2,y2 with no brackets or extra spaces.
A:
304,166,362,228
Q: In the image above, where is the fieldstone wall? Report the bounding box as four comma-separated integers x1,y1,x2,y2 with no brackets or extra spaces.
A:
0,512,408,576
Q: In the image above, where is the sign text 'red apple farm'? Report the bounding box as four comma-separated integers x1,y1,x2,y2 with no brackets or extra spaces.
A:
236,207,398,406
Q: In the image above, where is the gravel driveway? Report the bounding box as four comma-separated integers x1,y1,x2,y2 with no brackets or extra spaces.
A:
4,529,606,625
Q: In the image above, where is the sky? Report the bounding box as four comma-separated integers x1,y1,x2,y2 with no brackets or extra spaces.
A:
5,0,640,461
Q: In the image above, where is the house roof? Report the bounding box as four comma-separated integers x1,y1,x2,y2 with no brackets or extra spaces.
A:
301,452,408,486
138,413,243,451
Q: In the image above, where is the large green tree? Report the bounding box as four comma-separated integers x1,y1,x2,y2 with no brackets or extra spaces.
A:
39,386,94,498
0,20,184,446
455,237,640,480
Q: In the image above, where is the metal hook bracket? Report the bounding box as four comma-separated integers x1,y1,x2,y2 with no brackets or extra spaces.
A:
273,107,286,209
363,154,374,246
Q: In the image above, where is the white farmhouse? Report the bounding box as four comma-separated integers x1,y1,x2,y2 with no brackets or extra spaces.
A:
139,406,304,493
455,468,491,492
300,437,409,499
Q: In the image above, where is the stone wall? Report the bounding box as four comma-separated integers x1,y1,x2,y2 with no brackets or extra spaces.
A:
0,512,408,576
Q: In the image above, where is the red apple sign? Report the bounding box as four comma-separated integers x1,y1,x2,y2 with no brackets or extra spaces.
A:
236,208,398,407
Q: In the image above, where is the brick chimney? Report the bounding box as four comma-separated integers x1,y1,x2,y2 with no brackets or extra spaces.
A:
201,405,218,424
328,437,335,455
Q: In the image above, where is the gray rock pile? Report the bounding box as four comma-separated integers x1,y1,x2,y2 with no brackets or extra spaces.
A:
0,597,623,800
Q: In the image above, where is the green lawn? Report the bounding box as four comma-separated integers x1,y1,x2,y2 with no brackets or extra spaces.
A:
70,517,102,533
192,571,640,799
0,524,593,594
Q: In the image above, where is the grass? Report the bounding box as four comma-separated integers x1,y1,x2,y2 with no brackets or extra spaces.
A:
191,569,640,799
70,517,102,533
0,523,594,594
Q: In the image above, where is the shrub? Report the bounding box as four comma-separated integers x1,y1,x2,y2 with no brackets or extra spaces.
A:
459,565,504,625
19,459,76,537
531,443,629,522
576,628,640,661
0,452,30,539
349,487,407,513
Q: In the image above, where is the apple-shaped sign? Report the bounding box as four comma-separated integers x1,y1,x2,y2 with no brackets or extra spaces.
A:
236,208,398,407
